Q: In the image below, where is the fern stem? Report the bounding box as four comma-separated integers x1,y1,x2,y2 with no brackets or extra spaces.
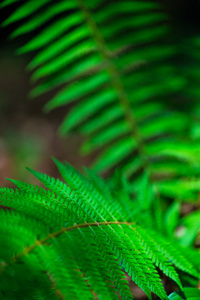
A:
46,271,65,300
197,280,200,289
76,0,150,171
0,221,134,273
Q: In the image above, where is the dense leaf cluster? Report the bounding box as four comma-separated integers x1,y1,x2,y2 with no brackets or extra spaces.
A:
0,160,199,299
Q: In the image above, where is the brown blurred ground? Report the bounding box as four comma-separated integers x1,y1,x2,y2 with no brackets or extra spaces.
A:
0,45,94,187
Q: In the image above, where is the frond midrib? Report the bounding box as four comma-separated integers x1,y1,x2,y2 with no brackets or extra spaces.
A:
76,0,150,171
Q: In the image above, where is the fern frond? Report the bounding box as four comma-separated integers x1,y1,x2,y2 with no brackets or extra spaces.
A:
2,0,199,200
0,160,199,299
169,287,200,300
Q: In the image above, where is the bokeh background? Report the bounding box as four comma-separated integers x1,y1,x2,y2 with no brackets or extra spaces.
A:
0,1,95,186
0,0,200,186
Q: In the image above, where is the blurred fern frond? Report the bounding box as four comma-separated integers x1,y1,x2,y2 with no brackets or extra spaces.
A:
2,0,200,201
169,287,200,300
0,159,200,300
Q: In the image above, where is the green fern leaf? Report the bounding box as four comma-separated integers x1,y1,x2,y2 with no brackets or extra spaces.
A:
0,160,199,299
169,288,200,300
2,0,199,201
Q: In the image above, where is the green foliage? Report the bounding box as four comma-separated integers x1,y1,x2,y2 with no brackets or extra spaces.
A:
1,1,200,299
177,210,200,247
169,288,200,300
2,0,200,202
0,160,200,300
